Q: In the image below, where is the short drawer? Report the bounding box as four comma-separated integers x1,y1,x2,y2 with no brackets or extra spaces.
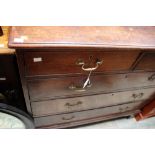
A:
28,72,155,101
31,88,155,117
24,49,139,76
34,101,143,127
135,52,155,71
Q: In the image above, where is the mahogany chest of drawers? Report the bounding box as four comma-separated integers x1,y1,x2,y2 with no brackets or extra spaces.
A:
9,26,155,128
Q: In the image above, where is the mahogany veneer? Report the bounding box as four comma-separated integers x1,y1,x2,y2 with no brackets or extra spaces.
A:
9,26,155,128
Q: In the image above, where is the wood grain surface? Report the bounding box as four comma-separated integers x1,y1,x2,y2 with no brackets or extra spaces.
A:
9,26,155,49
23,49,139,76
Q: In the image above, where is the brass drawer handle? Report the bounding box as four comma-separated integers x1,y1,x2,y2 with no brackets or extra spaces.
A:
119,106,129,112
148,74,155,81
132,93,144,99
62,115,75,120
68,84,86,92
65,101,83,107
68,83,92,92
76,59,103,72
119,107,123,112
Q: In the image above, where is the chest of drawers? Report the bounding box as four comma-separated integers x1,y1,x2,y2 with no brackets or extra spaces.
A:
9,26,155,128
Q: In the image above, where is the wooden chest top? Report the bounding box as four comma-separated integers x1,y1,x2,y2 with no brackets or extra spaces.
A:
8,26,155,49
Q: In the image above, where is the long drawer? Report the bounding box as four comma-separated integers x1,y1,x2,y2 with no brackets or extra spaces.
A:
34,101,143,128
31,88,155,117
24,49,139,76
28,72,155,101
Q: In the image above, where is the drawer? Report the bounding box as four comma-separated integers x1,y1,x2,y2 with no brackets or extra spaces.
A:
24,49,139,76
28,72,155,101
34,101,143,127
31,88,155,117
135,52,155,71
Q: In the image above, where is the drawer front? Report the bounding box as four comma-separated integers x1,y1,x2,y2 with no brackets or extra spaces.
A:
34,101,142,127
31,88,155,117
24,50,139,76
28,72,155,101
135,52,155,71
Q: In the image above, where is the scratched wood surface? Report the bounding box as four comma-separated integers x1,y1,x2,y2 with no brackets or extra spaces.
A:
9,26,155,49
